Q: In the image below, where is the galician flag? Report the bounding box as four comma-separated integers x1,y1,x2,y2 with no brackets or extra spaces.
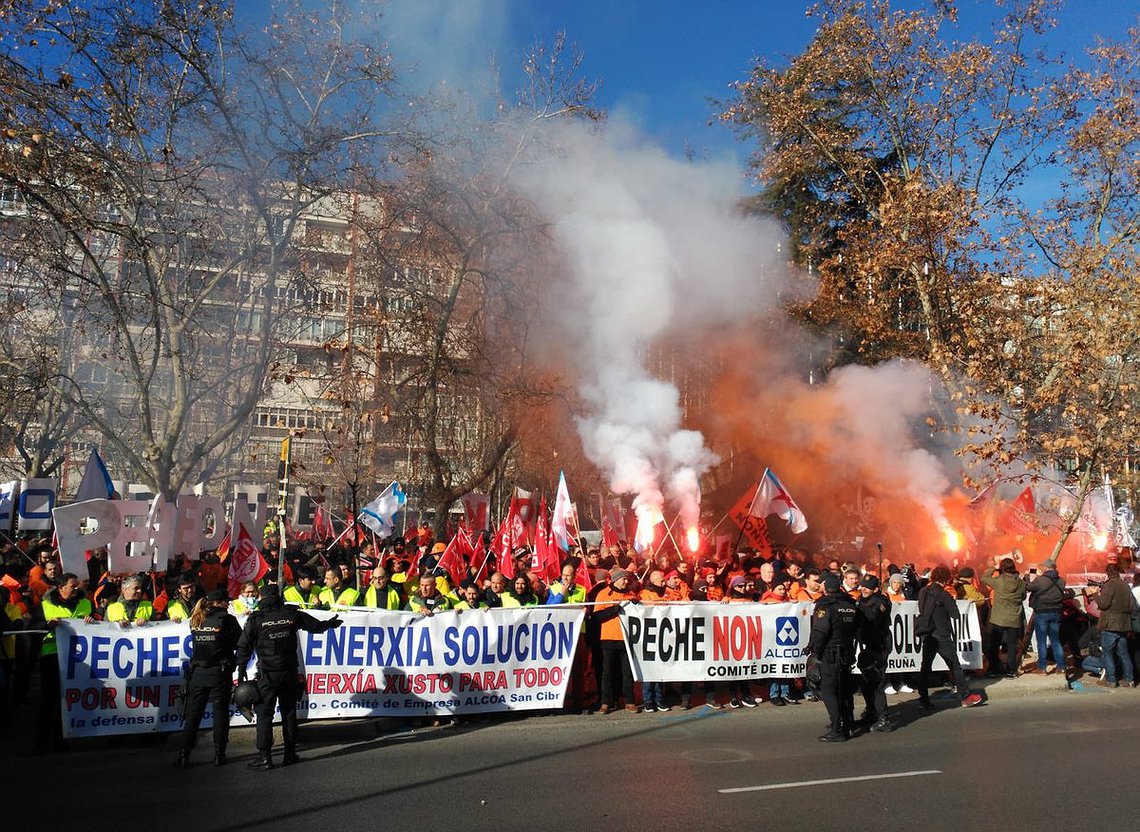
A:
360,481,406,537
551,471,577,551
749,468,808,535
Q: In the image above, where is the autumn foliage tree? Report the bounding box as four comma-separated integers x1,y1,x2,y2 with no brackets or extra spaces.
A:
726,0,1139,556
958,24,1140,556
724,0,1061,376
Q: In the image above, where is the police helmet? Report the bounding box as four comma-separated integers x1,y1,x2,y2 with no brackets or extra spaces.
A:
233,680,261,722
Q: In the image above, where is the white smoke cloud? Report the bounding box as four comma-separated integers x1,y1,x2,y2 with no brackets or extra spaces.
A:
376,0,509,102
513,120,789,529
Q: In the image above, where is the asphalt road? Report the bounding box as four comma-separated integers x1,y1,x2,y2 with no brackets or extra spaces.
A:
2,687,1134,831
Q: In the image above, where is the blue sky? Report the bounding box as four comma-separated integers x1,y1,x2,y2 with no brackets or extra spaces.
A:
248,1,1138,172
506,0,1138,163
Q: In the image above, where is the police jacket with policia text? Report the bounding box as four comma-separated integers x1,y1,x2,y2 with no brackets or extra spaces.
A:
189,608,242,671
808,592,860,663
857,590,892,663
916,582,959,640
235,603,340,677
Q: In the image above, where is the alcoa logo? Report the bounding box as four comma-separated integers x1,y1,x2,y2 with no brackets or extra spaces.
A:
775,616,799,646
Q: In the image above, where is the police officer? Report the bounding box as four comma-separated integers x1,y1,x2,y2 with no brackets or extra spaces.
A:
808,573,861,742
175,589,242,767
235,585,343,769
856,574,893,732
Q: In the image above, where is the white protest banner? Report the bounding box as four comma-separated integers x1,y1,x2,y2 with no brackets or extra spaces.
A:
56,605,585,738
882,600,983,673
620,600,981,683
17,477,57,531
0,480,18,532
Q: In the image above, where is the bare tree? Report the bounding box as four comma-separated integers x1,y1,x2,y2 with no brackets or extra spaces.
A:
0,0,392,497
350,35,599,532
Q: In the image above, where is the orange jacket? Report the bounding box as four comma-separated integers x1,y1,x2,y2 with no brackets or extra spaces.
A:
595,586,635,641
790,584,823,602
664,584,691,602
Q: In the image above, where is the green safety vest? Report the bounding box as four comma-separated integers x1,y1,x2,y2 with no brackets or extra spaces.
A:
318,585,360,608
284,584,320,609
166,598,193,620
362,584,403,610
40,596,94,656
547,581,588,604
105,599,154,624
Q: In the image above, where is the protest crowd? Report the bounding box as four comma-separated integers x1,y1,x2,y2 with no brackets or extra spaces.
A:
3,505,1138,758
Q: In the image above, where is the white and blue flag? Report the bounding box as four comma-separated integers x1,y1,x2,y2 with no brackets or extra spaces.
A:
360,481,406,537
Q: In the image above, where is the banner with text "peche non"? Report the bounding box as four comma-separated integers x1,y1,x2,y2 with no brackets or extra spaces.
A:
619,601,982,683
56,606,585,738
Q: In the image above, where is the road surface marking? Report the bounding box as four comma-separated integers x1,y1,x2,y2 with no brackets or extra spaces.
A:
720,769,942,794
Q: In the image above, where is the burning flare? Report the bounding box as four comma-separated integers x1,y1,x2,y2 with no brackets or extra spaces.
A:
942,527,961,553
1092,532,1109,552
686,526,700,553
634,505,663,551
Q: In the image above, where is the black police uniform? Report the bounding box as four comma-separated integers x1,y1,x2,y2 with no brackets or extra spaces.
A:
808,580,861,741
235,590,341,768
857,584,893,731
177,604,242,766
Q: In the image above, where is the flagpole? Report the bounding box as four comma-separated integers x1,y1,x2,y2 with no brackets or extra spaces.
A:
731,472,765,556
277,436,292,588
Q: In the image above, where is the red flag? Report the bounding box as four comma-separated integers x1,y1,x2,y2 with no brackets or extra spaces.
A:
534,497,561,582
999,487,1037,536
436,534,467,589
471,534,491,584
510,488,535,545
727,482,769,549
228,522,269,597
216,528,232,563
601,497,626,543
313,503,334,541
575,555,593,592
602,519,620,548
491,515,513,580
341,512,361,546
461,493,490,532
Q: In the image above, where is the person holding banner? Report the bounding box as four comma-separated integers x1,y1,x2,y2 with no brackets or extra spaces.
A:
501,573,540,608
318,567,360,609
36,573,94,752
166,575,201,622
407,574,454,615
454,581,487,610
104,575,154,626
594,568,640,714
360,567,404,610
236,587,343,769
284,568,322,609
175,589,242,768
